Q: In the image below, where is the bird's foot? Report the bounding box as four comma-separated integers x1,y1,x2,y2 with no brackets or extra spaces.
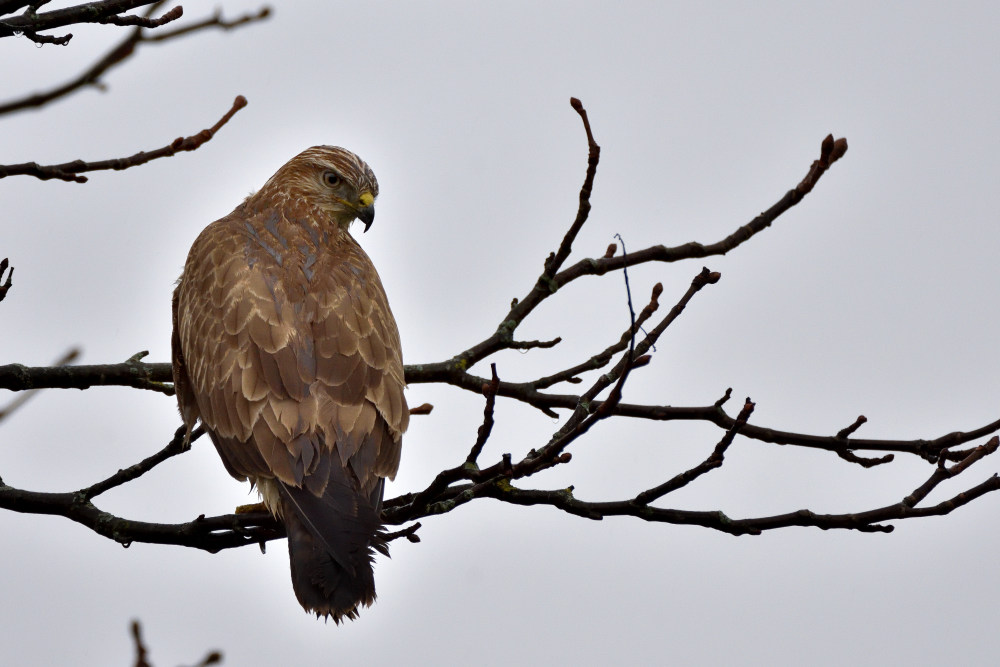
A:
235,502,268,514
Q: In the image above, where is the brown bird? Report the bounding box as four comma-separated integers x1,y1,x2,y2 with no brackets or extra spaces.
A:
171,146,408,621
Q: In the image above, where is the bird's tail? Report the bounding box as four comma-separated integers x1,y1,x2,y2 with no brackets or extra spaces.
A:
278,470,388,622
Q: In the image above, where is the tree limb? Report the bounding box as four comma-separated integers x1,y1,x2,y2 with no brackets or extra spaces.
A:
0,426,283,552
2,98,993,556
0,0,156,42
0,257,12,302
0,347,79,423
0,95,248,182
405,128,847,383
5,355,1000,463
0,3,270,115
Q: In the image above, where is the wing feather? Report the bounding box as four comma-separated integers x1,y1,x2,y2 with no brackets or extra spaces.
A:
173,203,407,497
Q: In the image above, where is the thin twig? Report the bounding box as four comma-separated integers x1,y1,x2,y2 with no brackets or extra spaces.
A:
902,436,1000,507
0,95,248,182
0,4,270,115
130,619,222,667
532,282,662,390
836,414,868,439
508,337,562,351
467,364,500,465
131,619,151,667
98,4,180,28
414,131,847,381
386,459,1000,536
542,97,600,278
0,257,12,302
634,398,755,505
84,425,203,499
404,368,502,514
143,5,270,42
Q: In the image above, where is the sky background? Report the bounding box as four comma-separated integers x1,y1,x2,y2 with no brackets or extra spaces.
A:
3,1,1000,665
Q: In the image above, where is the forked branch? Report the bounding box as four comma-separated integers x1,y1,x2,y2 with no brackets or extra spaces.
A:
0,1,268,50
1,98,996,553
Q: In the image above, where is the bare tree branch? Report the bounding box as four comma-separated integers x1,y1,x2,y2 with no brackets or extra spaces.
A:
130,619,222,667
0,347,79,423
6,355,1000,464
532,282,663,391
141,4,270,43
0,257,12,302
1,97,995,558
542,96,600,278
0,425,283,552
99,4,180,28
0,3,37,17
467,363,500,465
0,0,155,42
902,436,1000,507
84,424,203,499
0,3,270,115
0,0,169,44
634,397,755,505
401,129,847,390
0,351,172,393
430,464,1000,536
0,95,247,182
131,620,151,667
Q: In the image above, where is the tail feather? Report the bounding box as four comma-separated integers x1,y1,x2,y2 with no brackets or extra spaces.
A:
278,468,387,622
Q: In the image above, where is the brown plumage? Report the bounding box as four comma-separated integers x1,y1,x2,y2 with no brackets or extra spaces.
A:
171,146,408,621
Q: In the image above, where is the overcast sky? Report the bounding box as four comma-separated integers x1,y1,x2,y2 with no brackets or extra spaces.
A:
3,1,1000,665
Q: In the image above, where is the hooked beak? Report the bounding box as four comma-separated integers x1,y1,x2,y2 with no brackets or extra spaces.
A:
357,205,375,232
358,191,375,232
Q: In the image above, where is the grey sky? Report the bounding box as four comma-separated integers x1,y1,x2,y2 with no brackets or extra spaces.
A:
3,1,1000,664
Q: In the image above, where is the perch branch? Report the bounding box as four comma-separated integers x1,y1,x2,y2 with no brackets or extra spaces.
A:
6,356,1000,463
4,97,993,554
0,351,173,393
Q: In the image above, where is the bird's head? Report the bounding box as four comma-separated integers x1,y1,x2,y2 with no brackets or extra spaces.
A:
261,145,380,232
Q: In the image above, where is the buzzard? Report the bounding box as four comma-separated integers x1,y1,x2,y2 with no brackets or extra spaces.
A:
171,146,408,621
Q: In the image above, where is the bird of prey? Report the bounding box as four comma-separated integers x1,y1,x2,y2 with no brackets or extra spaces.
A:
171,146,408,622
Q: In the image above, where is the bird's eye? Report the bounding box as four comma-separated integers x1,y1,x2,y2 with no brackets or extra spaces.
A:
323,171,341,187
